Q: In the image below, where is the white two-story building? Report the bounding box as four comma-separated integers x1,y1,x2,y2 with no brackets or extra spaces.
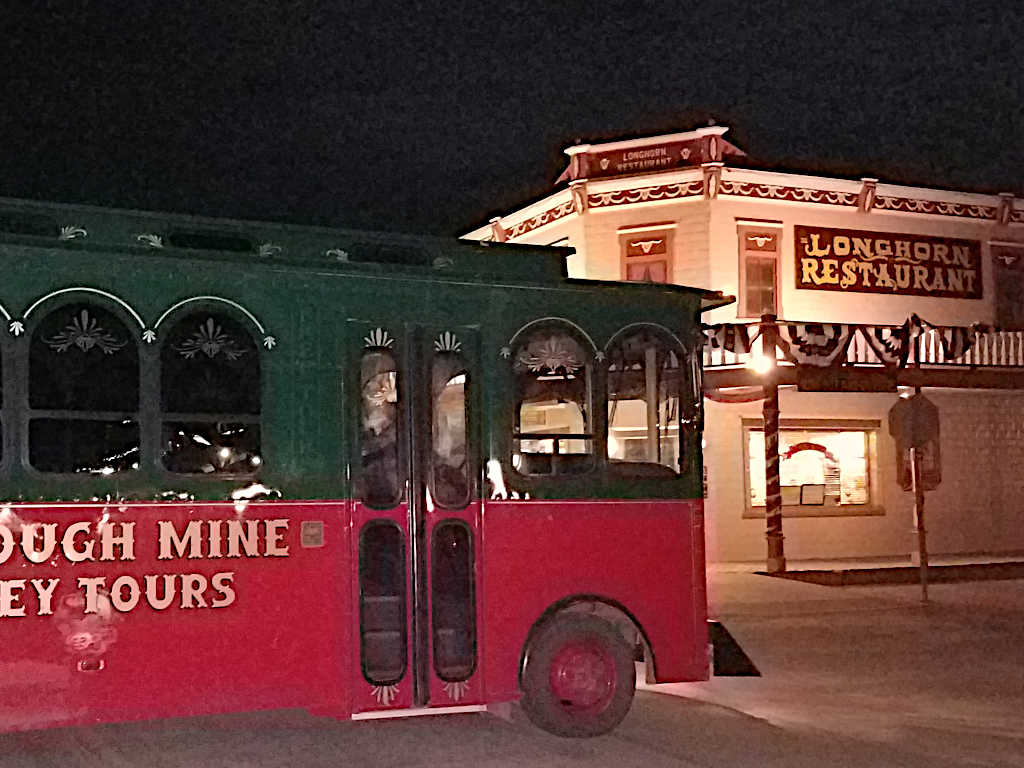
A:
464,126,1024,565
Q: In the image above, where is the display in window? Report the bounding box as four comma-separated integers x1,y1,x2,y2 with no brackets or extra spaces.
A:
749,429,869,508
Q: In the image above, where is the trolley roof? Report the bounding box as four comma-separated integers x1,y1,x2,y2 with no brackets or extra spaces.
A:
0,195,732,311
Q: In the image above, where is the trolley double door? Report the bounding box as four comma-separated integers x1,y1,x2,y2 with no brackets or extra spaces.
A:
348,321,482,715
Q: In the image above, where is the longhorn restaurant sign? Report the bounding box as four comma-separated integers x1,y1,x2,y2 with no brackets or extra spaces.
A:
795,225,982,299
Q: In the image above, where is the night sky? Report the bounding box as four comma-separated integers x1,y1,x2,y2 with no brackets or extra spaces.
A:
2,2,1021,236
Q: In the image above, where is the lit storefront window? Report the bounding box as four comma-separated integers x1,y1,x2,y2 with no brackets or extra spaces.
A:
744,422,879,516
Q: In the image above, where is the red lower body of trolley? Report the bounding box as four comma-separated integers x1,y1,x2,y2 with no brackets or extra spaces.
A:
0,498,707,737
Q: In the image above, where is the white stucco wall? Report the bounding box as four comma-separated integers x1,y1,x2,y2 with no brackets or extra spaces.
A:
705,389,1024,563
579,198,710,286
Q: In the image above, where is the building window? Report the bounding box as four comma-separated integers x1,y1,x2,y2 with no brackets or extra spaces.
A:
160,313,261,475
29,303,140,474
619,227,673,283
606,328,685,475
512,325,594,475
737,223,781,318
992,244,1024,329
742,419,881,517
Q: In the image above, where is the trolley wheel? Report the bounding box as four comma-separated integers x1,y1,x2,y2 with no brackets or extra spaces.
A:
520,614,635,737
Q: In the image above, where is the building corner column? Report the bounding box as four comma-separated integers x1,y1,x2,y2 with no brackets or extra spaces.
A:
858,178,878,212
489,217,508,242
702,162,724,200
997,192,1015,226
760,314,786,573
569,179,589,215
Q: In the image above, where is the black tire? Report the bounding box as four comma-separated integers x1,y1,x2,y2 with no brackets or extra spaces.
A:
520,614,636,737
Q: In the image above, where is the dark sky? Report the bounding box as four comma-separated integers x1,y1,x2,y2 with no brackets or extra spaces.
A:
2,1,1021,235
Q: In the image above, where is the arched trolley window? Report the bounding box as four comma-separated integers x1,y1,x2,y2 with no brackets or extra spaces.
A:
431,520,476,681
511,325,594,476
28,303,140,474
606,327,696,476
161,313,261,475
358,345,402,509
430,348,470,509
358,520,408,685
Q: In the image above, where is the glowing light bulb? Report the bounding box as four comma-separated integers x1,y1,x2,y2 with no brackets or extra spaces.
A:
747,352,775,375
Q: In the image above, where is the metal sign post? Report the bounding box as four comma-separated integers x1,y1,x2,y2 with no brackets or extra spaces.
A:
888,390,940,604
910,446,929,603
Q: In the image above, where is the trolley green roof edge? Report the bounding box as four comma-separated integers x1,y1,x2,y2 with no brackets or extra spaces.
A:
0,195,734,307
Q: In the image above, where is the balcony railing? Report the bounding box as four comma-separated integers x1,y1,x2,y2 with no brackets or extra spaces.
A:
704,316,1024,371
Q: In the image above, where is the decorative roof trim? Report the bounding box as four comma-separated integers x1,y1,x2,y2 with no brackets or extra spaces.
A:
589,180,704,209
506,198,577,239
717,179,859,207
470,169,1023,243
873,194,999,220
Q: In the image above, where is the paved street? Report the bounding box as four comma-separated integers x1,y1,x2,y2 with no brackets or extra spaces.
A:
1,568,1022,767
0,691,990,768
651,568,1024,767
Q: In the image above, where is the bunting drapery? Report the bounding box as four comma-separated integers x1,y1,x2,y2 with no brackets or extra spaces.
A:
858,322,912,366
906,314,978,360
704,323,752,354
704,315,981,370
776,323,854,366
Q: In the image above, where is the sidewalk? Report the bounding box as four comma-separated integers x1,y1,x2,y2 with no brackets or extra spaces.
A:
712,554,1024,587
641,566,1024,766
709,551,1024,573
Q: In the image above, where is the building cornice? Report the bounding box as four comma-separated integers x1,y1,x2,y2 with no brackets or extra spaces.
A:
464,166,1023,242
587,178,705,209
506,197,576,239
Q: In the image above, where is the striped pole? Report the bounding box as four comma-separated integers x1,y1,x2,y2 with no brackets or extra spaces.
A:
761,314,786,573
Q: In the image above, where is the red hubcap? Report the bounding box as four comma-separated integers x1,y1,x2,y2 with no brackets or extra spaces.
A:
549,641,616,713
